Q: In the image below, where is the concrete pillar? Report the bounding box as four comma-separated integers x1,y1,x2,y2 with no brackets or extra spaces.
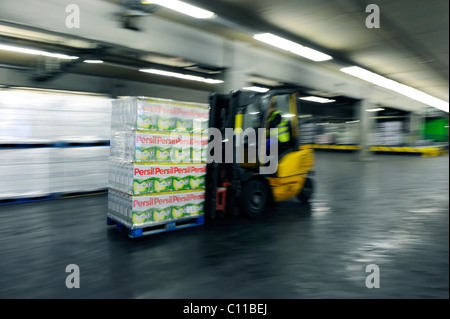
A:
221,69,248,94
218,40,249,94
409,111,425,146
355,86,375,161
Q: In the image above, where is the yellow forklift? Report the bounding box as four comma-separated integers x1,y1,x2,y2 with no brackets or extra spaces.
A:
205,87,315,219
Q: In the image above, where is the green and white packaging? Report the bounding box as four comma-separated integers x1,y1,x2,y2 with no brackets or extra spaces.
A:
110,131,208,163
109,96,209,233
108,189,205,228
111,97,209,133
109,162,206,195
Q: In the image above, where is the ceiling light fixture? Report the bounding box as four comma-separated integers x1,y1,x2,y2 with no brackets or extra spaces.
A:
139,68,223,84
341,66,449,113
243,86,270,93
366,108,385,112
253,33,333,62
300,96,336,103
142,0,216,19
0,43,79,60
203,78,224,84
83,60,104,64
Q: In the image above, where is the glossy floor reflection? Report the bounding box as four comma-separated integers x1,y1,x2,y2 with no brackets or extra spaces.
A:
0,152,448,298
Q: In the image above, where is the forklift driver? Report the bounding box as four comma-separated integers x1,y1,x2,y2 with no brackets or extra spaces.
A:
266,98,292,155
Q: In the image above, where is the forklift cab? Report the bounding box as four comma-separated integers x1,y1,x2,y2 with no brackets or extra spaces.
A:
205,88,315,219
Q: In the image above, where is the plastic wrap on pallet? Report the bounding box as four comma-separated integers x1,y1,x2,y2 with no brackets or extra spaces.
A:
299,123,317,144
0,90,112,144
108,189,205,229
0,147,109,200
108,96,209,235
0,148,55,165
61,146,110,162
0,148,52,199
335,131,359,145
111,97,209,133
371,121,405,146
314,133,335,145
109,162,206,195
60,161,108,193
0,163,51,199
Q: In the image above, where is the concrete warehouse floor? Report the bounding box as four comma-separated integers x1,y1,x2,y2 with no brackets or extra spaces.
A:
0,152,448,299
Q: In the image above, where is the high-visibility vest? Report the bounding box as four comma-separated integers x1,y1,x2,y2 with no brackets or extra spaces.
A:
267,111,291,143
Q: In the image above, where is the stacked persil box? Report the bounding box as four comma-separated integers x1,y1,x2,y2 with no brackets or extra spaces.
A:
108,190,206,228
108,163,207,195
110,131,208,163
108,97,209,230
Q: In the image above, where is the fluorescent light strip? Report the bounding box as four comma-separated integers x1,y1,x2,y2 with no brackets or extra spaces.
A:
144,0,215,19
300,96,336,103
243,86,270,93
0,43,78,60
341,66,449,113
366,108,385,112
253,33,332,62
83,60,103,64
203,78,224,84
140,68,223,84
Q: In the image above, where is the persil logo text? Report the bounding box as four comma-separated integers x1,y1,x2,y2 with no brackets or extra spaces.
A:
133,192,204,207
134,166,206,176
136,135,182,145
142,104,208,119
173,193,205,202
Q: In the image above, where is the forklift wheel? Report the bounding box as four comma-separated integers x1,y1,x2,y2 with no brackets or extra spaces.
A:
298,177,314,203
242,179,270,218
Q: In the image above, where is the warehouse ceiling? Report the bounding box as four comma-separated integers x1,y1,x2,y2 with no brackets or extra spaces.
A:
174,0,449,103
0,0,448,110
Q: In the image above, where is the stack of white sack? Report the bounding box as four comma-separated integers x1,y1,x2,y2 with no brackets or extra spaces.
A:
0,89,112,144
0,146,109,200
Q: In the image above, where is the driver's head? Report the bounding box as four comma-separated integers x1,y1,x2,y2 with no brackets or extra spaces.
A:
269,98,277,114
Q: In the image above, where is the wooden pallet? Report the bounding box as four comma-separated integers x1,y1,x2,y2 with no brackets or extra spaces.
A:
107,215,205,238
